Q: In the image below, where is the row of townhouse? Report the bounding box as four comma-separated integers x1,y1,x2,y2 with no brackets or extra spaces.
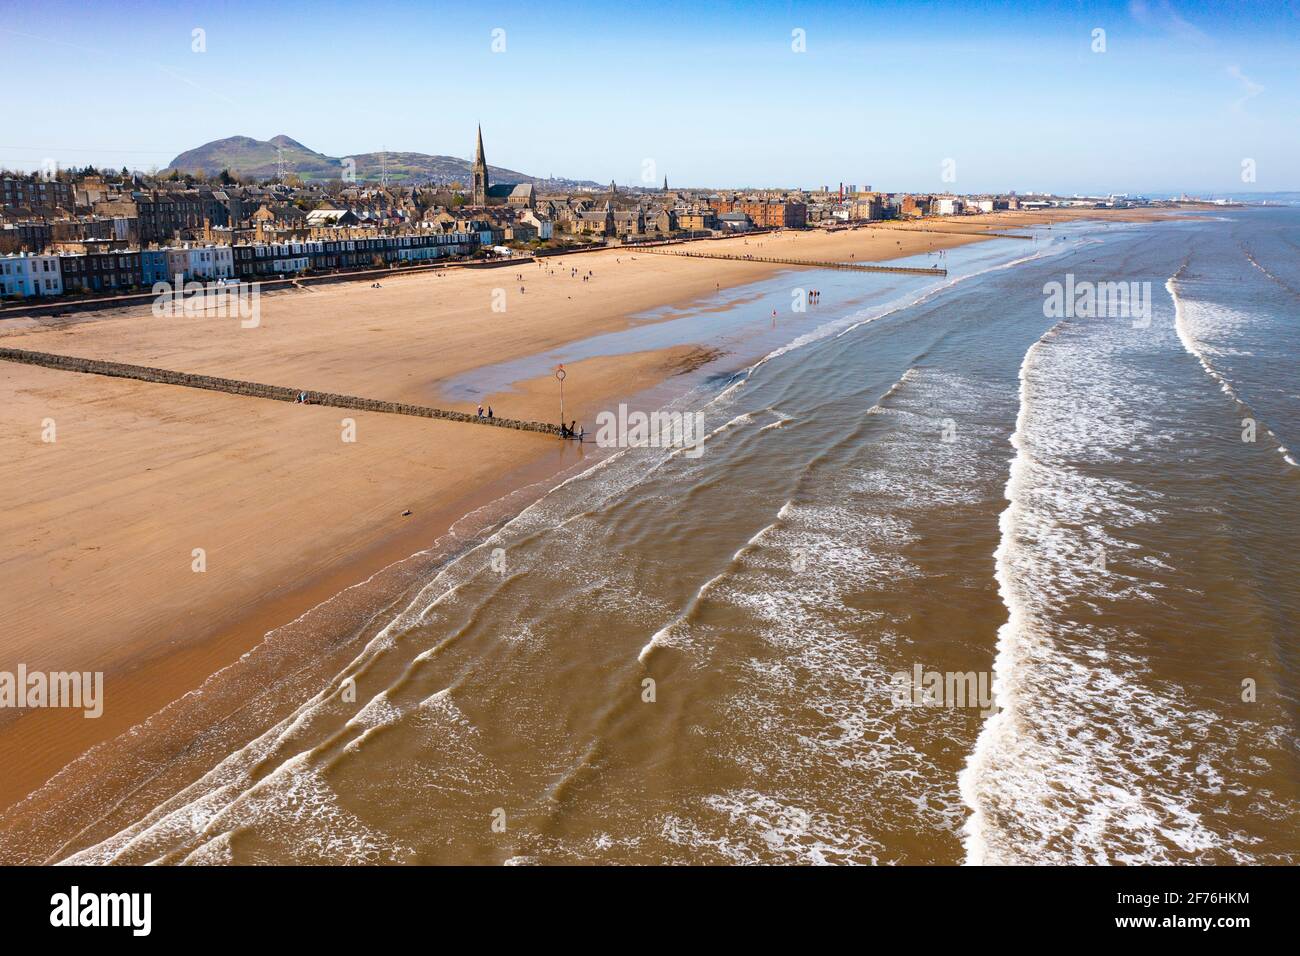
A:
129,189,239,243
60,250,143,293
232,231,478,279
1,231,483,298
0,253,63,297
0,221,52,253
141,245,235,285
1,245,234,298
0,215,139,254
1,177,76,214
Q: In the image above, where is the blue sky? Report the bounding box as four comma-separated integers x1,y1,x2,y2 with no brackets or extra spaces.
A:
2,0,1297,194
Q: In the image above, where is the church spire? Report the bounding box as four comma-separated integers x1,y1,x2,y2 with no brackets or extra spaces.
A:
471,124,489,206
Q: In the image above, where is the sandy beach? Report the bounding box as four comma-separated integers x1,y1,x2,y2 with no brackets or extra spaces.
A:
0,207,1180,810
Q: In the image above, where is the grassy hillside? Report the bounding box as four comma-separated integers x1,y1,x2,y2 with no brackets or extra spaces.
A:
166,135,593,187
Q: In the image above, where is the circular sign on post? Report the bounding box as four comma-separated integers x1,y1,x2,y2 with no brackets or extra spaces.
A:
555,365,567,436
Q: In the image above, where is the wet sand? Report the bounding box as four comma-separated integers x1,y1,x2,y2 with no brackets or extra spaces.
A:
0,207,1179,813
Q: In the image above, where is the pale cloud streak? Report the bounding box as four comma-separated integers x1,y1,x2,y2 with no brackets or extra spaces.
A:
1128,0,1210,43
1226,64,1265,112
1128,3,1266,115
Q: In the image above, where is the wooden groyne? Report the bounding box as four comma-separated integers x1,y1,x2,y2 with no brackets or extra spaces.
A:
867,224,1034,240
634,247,946,276
0,347,564,437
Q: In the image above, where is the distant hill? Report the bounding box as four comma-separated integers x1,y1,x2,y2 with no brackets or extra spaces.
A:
165,135,599,189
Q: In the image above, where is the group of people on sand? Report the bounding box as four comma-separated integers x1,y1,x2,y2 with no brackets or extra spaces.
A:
477,404,495,420
531,261,596,282
560,420,584,441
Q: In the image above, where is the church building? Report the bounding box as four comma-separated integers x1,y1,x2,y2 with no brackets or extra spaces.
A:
470,125,534,210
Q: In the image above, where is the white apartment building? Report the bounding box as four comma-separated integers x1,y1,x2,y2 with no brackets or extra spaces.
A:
935,197,965,216
0,253,63,297
517,210,553,239
186,244,234,280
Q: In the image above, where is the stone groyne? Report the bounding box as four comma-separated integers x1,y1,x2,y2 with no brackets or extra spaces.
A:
0,347,564,436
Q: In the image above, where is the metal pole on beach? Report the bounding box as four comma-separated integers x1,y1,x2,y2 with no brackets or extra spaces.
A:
556,365,566,435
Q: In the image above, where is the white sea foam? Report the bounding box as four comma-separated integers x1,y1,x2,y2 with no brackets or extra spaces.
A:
644,365,1010,861
758,408,795,431
1168,273,1296,468
661,790,881,865
958,326,1043,866
638,494,802,664
960,296,1285,865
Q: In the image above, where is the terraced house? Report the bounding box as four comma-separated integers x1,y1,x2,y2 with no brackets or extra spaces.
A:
58,250,141,293
131,189,233,242
0,253,63,297
1,176,75,215
232,232,478,278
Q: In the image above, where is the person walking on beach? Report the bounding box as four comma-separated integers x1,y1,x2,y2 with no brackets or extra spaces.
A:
477,404,484,418
488,406,494,419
